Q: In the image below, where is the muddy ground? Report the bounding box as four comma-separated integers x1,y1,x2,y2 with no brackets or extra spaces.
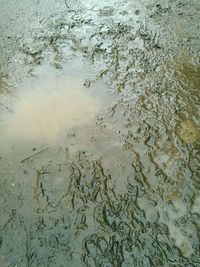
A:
0,0,200,266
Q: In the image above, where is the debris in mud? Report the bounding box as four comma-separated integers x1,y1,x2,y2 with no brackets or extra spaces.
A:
21,147,49,163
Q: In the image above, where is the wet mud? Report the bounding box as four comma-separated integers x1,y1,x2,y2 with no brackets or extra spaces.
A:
0,0,200,266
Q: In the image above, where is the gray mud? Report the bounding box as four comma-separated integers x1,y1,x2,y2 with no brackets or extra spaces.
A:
0,0,200,266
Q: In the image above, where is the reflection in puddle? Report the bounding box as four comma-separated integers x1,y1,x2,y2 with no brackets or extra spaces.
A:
0,66,102,151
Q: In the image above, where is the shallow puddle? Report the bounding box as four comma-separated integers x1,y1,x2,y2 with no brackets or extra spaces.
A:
0,61,110,161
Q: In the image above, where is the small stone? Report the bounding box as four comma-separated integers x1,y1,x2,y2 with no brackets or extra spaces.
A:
23,170,29,175
84,79,90,88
